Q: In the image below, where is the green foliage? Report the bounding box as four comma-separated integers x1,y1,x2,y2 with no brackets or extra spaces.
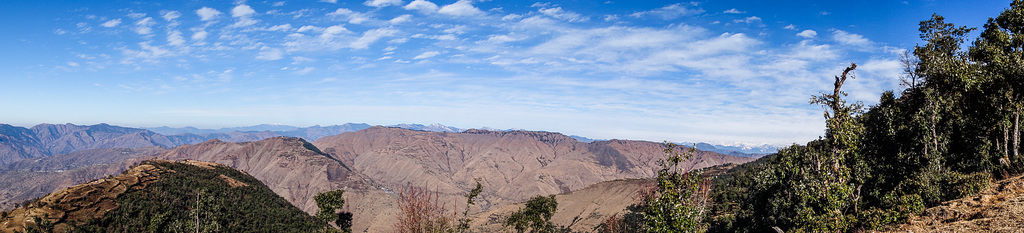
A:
504,195,564,233
707,7,1024,232
598,143,712,233
457,179,483,233
74,160,330,232
316,189,352,232
636,143,711,233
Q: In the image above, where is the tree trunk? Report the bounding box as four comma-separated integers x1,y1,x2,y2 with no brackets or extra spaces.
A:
1014,112,1020,160
1004,124,1010,159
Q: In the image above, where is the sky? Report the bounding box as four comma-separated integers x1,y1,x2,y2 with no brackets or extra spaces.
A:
0,0,1014,146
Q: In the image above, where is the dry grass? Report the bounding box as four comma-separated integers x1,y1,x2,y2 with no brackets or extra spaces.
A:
882,175,1024,233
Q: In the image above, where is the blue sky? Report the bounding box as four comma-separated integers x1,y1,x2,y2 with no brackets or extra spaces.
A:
0,0,1013,145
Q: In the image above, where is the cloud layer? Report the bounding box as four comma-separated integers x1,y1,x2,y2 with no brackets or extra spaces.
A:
18,1,907,145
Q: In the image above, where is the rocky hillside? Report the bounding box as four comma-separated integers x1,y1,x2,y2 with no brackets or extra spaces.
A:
0,126,755,232
0,159,328,232
471,178,655,232
0,147,166,210
314,127,752,210
151,137,397,232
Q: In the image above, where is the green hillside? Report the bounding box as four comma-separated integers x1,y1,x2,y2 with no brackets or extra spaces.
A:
0,160,334,233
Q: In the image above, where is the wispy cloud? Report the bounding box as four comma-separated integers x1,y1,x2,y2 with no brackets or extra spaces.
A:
438,0,484,17
723,8,744,14
365,0,403,8
196,7,222,21
405,0,439,13
797,29,817,38
630,3,704,20
101,19,121,27
36,1,906,145
832,29,873,50
414,51,441,59
134,17,155,35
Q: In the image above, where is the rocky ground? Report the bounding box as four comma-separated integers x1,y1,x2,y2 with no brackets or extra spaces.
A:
884,175,1024,232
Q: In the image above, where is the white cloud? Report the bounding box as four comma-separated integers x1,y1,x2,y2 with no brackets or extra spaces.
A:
786,40,836,61
196,7,222,21
365,0,403,7
134,17,155,35
485,34,524,43
832,29,871,48
328,8,371,24
438,0,484,17
723,8,744,14
414,51,441,59
631,3,703,20
796,30,817,38
733,16,761,24
192,30,208,40
405,0,439,13
350,28,398,49
231,5,256,18
229,5,258,27
443,25,467,34
321,0,338,3
233,18,258,27
859,58,902,91
298,25,324,33
168,30,185,46
101,19,122,27
268,24,292,31
502,13,523,21
256,47,285,60
784,24,796,30
604,15,619,22
121,41,172,63
293,67,315,75
324,25,351,34
162,11,181,21
536,6,588,23
389,14,413,24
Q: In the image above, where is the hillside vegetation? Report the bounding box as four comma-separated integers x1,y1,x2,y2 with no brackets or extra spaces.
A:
698,1,1024,232
0,160,332,232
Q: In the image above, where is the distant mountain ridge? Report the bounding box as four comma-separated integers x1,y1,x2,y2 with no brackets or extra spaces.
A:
0,124,757,231
0,123,209,164
689,142,783,158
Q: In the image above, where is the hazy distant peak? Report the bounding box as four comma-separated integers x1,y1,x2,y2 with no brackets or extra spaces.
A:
387,123,463,132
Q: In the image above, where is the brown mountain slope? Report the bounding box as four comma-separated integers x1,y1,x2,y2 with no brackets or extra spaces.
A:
150,137,397,232
153,137,364,212
471,178,655,232
0,126,755,232
0,147,166,210
0,160,165,232
882,175,1024,232
313,127,754,223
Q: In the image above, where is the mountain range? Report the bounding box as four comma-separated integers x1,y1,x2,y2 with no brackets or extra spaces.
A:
0,123,757,231
144,123,779,156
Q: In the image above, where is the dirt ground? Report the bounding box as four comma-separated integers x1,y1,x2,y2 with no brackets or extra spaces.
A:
883,175,1024,233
